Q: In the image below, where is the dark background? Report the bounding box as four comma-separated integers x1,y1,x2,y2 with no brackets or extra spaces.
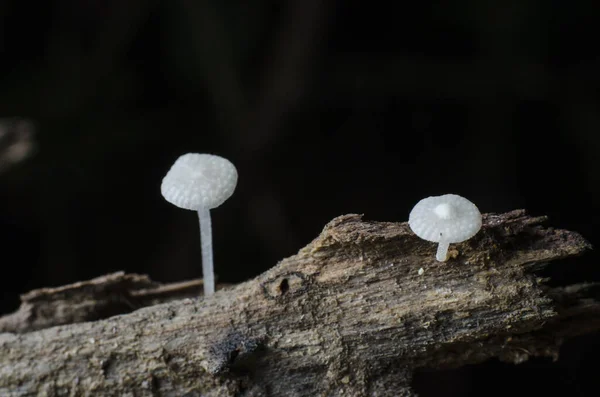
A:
0,1,598,396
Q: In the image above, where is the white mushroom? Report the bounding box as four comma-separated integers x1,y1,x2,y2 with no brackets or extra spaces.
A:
408,194,482,262
161,153,238,295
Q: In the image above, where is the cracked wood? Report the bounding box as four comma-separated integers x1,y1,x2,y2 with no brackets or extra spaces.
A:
0,210,597,396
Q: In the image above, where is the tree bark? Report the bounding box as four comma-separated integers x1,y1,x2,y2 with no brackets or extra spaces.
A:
0,210,598,396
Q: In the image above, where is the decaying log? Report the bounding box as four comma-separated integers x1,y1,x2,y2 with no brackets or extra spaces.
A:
0,210,598,396
0,273,209,334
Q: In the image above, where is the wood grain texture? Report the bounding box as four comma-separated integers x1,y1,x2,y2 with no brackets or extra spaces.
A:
0,273,209,334
0,211,597,396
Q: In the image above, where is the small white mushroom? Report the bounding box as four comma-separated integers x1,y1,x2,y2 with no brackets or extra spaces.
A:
408,194,482,262
161,153,238,296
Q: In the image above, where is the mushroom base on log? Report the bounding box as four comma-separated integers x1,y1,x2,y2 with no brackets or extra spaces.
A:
0,210,598,396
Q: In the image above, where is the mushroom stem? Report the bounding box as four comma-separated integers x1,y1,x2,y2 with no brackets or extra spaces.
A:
436,240,450,262
197,207,215,295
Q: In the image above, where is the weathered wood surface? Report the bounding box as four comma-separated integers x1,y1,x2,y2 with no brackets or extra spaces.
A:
0,210,597,396
0,273,207,334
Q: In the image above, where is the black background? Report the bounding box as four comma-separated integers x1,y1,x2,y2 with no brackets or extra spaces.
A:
1,1,599,396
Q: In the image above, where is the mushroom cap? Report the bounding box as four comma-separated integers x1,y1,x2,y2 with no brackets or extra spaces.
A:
408,194,482,243
161,153,238,210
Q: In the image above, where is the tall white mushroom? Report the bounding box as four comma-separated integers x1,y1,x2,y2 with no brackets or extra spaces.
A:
161,153,238,295
408,194,482,262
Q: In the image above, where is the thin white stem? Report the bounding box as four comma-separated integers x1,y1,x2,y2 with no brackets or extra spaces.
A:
198,207,215,296
436,240,450,262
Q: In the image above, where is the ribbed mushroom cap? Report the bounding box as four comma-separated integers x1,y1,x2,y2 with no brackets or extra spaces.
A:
408,194,481,243
161,153,238,210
